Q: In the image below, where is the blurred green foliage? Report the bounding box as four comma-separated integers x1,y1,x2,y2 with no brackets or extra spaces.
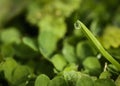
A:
0,0,120,86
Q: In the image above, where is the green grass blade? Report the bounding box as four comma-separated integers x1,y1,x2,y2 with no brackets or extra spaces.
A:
74,20,120,71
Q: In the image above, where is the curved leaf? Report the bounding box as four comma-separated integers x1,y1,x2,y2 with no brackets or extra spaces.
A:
35,74,50,86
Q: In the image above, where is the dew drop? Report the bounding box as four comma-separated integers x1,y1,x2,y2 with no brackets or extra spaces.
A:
74,20,81,29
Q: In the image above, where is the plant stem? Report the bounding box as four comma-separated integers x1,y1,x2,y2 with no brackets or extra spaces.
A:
75,20,120,71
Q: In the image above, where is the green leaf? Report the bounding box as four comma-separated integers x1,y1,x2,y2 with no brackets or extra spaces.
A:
107,64,119,75
12,65,31,85
51,54,67,71
0,58,18,83
76,75,94,86
108,47,120,61
63,63,78,72
115,75,120,86
38,15,66,39
0,58,31,85
99,71,111,79
35,74,50,86
51,0,81,17
83,57,101,76
1,44,14,57
90,19,101,36
49,76,68,86
27,0,81,24
76,41,97,61
100,26,120,49
38,31,58,58
94,79,116,86
63,70,81,86
38,16,66,58
23,37,38,51
0,28,21,44
13,41,39,59
27,2,42,24
62,42,77,63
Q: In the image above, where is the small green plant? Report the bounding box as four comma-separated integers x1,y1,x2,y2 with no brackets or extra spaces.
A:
0,0,120,86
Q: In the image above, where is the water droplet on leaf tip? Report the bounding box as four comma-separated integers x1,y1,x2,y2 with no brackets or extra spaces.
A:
74,20,81,29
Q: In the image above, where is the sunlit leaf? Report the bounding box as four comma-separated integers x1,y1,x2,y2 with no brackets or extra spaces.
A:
38,31,58,58
27,0,81,24
38,16,66,58
62,42,77,63
35,74,50,86
27,2,42,24
99,71,111,79
49,76,68,86
0,58,18,83
100,26,120,49
51,54,67,71
38,15,66,39
63,70,81,86
0,28,21,44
